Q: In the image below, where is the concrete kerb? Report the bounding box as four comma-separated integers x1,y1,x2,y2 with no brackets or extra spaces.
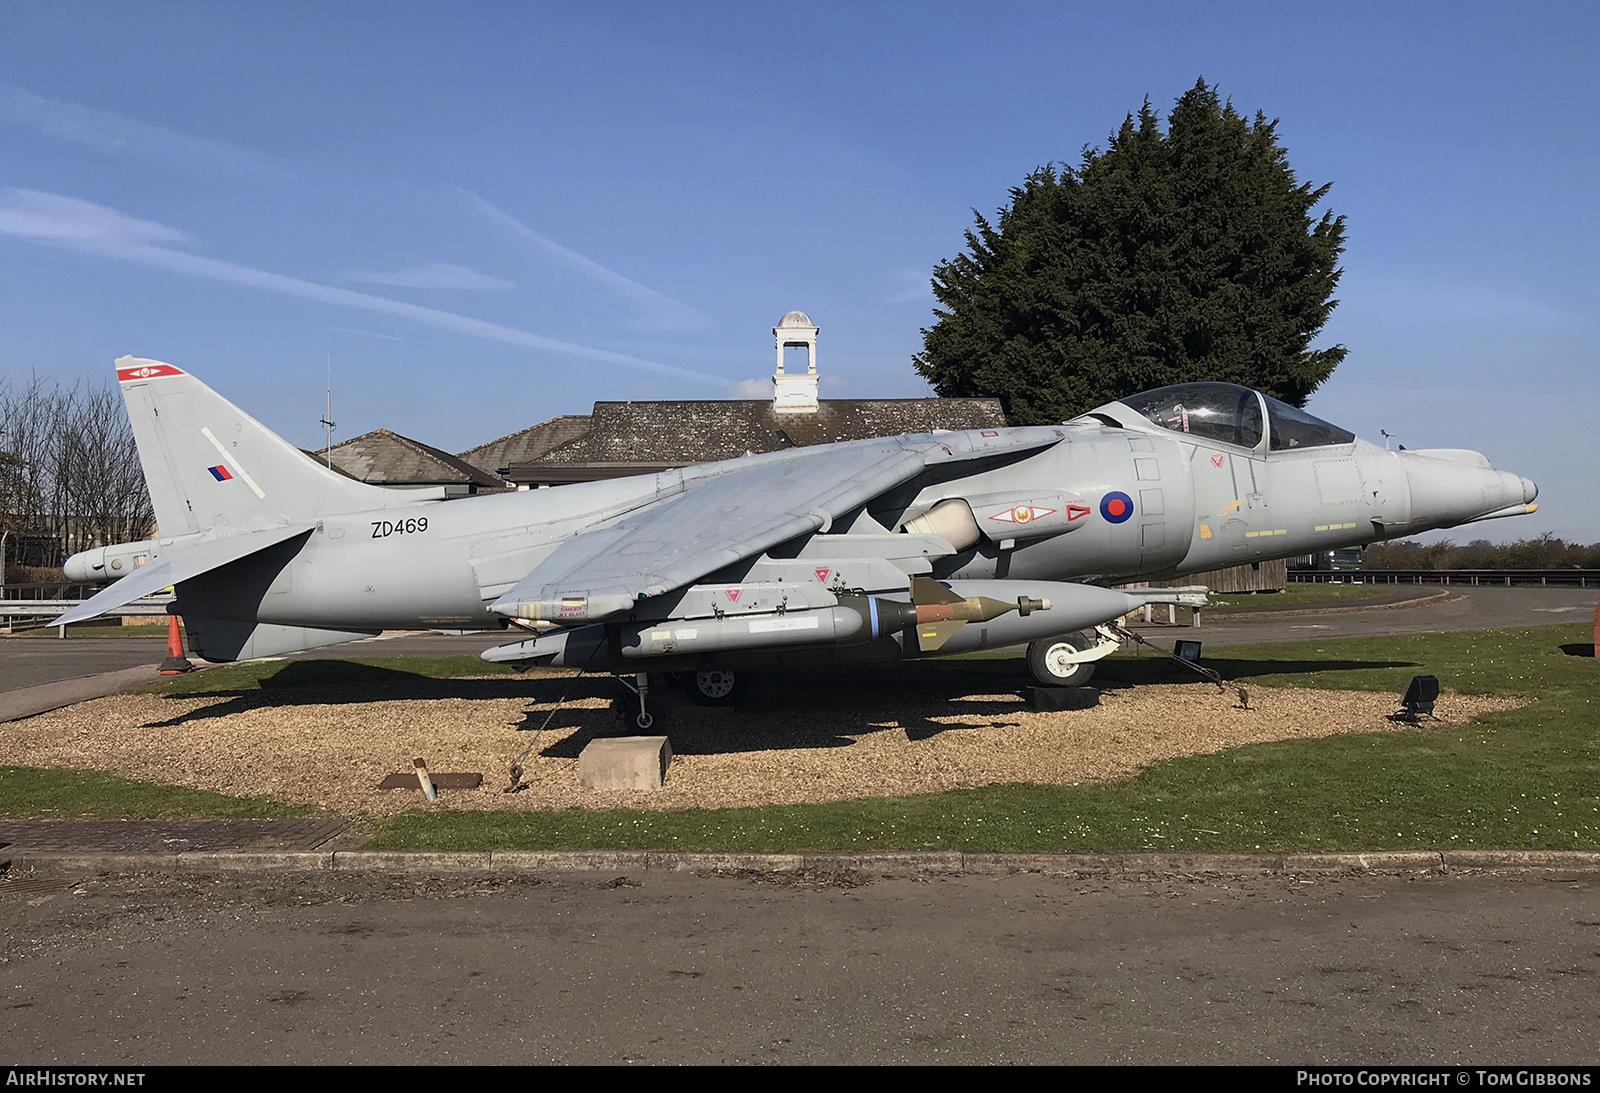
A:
177,851,334,872
1119,852,1285,874
334,851,494,872
9,849,1600,877
1442,849,1600,871
1283,851,1445,873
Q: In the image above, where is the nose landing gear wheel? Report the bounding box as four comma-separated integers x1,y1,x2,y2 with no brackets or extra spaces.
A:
684,669,745,706
1027,631,1098,688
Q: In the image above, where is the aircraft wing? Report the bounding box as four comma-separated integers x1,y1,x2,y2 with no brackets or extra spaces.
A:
489,428,1064,624
55,524,315,627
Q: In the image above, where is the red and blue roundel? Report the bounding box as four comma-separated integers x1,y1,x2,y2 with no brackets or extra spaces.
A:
1100,490,1134,523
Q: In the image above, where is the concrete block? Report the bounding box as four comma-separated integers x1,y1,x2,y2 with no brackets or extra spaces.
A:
579,736,672,791
1026,686,1099,711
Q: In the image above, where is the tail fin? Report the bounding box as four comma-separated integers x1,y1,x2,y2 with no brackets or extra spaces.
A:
116,356,400,534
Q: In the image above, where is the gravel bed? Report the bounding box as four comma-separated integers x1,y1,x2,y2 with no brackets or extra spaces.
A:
1,672,1523,813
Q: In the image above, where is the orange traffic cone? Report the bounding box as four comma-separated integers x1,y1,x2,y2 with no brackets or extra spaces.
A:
159,614,193,674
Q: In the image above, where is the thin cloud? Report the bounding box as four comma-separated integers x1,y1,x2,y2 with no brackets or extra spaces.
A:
0,189,726,387
0,84,282,178
457,188,716,332
0,190,191,247
348,262,514,291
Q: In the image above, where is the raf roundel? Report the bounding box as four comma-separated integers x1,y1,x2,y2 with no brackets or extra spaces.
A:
1099,490,1134,524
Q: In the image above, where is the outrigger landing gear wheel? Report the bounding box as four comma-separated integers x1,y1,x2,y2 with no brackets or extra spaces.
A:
1026,631,1098,688
606,671,670,734
683,669,744,707
610,695,669,733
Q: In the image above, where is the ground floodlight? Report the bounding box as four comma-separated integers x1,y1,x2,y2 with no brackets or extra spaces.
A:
1400,675,1439,720
1174,639,1202,663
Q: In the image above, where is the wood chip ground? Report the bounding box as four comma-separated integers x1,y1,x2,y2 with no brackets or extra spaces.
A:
1,671,1523,814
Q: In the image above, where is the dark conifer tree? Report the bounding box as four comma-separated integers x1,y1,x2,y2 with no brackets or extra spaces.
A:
914,79,1347,425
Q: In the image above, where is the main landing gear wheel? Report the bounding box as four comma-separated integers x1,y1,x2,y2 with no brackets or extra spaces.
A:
1027,631,1098,688
683,669,745,707
610,695,670,734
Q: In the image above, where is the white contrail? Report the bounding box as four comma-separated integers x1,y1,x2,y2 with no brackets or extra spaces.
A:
457,188,717,332
0,189,727,386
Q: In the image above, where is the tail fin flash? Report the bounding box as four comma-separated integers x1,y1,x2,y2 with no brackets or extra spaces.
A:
116,356,397,533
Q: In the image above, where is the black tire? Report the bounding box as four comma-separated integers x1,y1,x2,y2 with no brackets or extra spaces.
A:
610,695,670,734
683,668,745,707
1026,632,1098,688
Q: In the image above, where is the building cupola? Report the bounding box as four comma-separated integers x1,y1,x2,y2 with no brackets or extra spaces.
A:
772,309,819,413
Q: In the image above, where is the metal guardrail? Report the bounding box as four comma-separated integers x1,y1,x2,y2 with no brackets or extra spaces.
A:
1291,569,1600,588
1,598,173,619
0,581,106,600
1,582,171,631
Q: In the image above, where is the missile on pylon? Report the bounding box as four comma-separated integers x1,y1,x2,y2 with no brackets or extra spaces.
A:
906,576,1051,651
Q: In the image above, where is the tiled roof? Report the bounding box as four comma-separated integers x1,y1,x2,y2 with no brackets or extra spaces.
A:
313,428,505,489
511,398,1005,481
455,415,593,478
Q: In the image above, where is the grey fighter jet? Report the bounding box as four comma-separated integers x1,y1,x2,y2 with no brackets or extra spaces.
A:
61,360,1536,726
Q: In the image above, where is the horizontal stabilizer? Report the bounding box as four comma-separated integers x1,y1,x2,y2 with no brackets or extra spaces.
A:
56,524,315,626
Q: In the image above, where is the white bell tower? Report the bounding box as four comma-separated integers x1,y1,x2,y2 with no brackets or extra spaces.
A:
772,310,819,413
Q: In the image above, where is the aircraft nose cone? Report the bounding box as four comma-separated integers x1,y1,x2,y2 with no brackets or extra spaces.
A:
1400,450,1537,529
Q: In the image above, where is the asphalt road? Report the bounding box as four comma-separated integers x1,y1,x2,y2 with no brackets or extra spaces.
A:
1,867,1595,1065
1,586,1594,693
1190,586,1599,647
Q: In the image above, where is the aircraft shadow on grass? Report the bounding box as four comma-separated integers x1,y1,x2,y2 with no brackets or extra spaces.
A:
140,655,1421,753
141,660,566,727
523,683,1033,758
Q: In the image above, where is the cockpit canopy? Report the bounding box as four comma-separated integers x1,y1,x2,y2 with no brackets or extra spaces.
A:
1111,382,1354,452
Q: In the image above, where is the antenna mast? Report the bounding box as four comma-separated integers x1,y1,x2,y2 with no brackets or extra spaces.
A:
321,354,336,468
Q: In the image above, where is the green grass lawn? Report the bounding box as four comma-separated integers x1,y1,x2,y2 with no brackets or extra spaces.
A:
4,624,1595,852
371,623,1600,853
1206,583,1390,608
0,765,313,819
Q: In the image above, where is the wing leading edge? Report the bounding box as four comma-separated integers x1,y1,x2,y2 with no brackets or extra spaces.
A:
489,427,1065,624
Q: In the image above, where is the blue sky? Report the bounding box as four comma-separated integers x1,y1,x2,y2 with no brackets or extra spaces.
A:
1,1,1595,540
